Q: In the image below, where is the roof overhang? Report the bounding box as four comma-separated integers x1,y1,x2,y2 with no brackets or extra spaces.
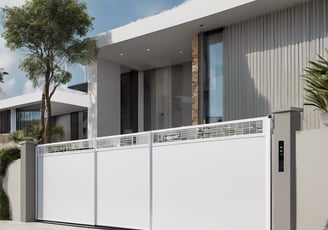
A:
0,89,89,116
96,0,309,71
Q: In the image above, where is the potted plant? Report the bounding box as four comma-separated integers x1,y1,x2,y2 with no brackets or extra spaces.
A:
303,49,328,127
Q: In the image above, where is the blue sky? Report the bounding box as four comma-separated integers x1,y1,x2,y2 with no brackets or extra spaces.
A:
0,0,185,98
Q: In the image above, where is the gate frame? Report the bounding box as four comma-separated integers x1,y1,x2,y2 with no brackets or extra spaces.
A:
28,110,303,230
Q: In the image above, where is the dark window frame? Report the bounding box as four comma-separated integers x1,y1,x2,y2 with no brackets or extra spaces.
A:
198,27,224,124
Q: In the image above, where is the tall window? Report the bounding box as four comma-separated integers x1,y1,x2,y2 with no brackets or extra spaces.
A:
16,111,41,134
200,29,223,123
70,112,79,140
0,110,11,133
121,71,138,134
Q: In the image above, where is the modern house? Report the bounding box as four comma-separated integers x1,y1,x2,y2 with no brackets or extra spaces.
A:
88,0,328,139
0,87,88,142
4,1,328,230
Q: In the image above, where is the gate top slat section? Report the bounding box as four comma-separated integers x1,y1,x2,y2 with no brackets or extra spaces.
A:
37,139,94,155
152,118,265,144
96,132,150,150
37,117,270,155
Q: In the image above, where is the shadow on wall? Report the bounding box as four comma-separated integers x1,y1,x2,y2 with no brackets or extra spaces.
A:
223,0,328,128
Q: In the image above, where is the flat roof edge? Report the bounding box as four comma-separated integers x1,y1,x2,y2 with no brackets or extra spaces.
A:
95,0,255,48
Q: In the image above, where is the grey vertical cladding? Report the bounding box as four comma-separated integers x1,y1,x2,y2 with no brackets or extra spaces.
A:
223,0,328,129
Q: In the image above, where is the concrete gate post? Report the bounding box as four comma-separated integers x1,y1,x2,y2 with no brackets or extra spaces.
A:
20,141,37,222
271,107,302,230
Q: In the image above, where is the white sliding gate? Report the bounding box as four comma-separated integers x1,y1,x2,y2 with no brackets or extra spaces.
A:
36,117,272,230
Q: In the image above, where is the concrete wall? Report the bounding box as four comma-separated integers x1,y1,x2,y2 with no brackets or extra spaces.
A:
2,159,21,221
88,61,98,139
271,108,302,230
138,71,144,132
296,128,328,230
88,59,121,138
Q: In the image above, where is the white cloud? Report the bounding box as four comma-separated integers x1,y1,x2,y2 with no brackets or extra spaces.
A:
0,0,25,8
23,80,39,94
0,76,16,98
0,37,20,70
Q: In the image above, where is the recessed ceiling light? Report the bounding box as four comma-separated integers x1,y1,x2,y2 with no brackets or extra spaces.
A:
120,53,124,56
146,48,151,52
178,50,183,54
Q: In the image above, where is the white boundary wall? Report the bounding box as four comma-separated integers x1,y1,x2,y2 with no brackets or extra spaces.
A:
296,128,328,230
36,117,271,230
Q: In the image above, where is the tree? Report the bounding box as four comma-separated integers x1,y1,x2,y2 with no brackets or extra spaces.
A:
2,0,97,143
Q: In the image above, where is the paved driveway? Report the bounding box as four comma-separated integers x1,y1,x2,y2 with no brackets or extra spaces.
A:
0,221,105,230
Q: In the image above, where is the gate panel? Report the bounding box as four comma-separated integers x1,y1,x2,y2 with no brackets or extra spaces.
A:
37,149,95,225
96,146,150,229
152,118,271,230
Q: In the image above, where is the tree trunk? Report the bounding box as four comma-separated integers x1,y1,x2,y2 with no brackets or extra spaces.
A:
40,93,45,143
44,93,51,143
41,77,52,144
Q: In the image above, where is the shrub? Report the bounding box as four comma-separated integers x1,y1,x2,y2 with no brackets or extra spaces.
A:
303,49,328,112
51,125,65,143
10,124,65,143
0,186,10,220
0,147,21,177
9,130,25,143
0,147,20,220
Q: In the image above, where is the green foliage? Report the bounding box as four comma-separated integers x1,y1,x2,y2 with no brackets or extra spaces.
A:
303,49,328,112
324,220,328,230
2,0,97,84
2,0,97,143
9,130,25,143
0,185,10,220
10,124,65,143
51,125,65,143
0,147,20,220
0,147,20,178
30,124,42,142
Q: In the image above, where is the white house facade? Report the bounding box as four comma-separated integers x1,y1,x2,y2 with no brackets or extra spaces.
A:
88,0,327,138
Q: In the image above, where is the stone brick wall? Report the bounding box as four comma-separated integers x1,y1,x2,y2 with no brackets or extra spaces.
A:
192,35,199,125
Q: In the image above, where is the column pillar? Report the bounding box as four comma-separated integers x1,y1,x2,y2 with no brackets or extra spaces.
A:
20,141,37,222
138,71,144,132
88,61,98,139
272,107,302,230
10,108,16,132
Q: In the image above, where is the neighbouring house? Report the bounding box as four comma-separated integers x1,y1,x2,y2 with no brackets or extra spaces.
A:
0,86,88,142
88,0,328,138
